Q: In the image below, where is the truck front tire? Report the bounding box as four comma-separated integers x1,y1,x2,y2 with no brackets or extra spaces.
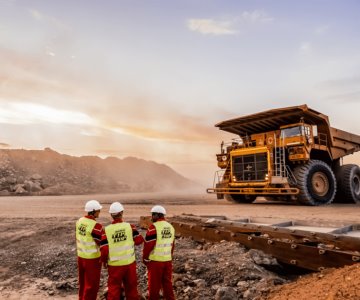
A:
294,160,336,206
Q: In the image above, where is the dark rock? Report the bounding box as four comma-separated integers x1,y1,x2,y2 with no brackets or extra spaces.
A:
215,287,237,300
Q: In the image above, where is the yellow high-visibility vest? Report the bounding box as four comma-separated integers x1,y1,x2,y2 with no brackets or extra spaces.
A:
149,221,175,262
76,217,101,259
105,222,135,266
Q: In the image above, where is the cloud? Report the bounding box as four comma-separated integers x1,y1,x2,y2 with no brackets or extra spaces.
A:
0,142,10,148
315,76,360,103
241,10,273,23
187,11,273,35
0,102,96,126
318,76,360,89
45,46,56,57
187,18,237,35
0,47,99,110
325,91,360,103
29,8,42,21
0,46,222,155
28,8,69,31
92,103,219,143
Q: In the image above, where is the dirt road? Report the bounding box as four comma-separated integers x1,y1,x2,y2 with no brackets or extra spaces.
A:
2,192,360,223
1,193,359,299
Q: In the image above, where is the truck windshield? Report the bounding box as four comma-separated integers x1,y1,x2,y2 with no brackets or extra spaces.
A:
281,126,302,138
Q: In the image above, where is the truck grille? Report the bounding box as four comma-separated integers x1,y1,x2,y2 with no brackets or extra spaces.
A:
232,153,268,182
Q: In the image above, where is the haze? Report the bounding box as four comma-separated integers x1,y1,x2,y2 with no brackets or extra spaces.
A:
1,0,360,186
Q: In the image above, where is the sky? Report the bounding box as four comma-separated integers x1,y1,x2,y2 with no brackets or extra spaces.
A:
1,0,360,186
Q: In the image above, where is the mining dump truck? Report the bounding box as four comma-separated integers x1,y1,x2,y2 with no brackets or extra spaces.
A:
207,104,360,205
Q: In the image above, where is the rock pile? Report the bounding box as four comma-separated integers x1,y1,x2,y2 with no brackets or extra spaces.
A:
0,148,198,196
168,238,286,300
0,150,46,195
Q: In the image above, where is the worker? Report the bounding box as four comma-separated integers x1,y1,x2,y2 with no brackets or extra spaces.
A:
101,202,144,300
76,199,104,300
143,205,175,300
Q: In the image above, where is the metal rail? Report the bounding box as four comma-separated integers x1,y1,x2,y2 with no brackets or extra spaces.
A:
139,215,360,272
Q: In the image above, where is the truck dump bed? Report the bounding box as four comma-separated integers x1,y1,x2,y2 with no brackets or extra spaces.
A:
216,104,360,160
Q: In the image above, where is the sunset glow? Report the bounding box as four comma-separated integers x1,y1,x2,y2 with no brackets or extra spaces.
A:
1,0,360,185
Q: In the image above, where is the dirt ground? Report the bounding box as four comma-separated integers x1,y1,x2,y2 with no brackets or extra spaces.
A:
1,192,359,299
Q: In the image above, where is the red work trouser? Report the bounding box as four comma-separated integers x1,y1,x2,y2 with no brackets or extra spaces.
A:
107,262,139,300
147,261,175,300
77,256,102,300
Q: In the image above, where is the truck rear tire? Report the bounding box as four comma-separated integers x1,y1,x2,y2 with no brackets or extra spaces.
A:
225,194,256,203
294,160,336,206
335,164,360,204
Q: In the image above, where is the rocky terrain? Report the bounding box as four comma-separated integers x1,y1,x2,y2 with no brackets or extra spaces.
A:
0,148,197,196
0,217,288,299
1,193,360,299
1,216,359,300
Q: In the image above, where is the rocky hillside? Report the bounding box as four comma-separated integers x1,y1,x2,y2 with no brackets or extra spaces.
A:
0,148,198,195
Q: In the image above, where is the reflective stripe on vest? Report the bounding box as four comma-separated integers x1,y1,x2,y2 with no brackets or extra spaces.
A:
105,222,135,266
76,217,101,259
149,221,175,262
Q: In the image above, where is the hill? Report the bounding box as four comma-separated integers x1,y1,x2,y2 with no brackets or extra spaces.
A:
0,148,198,195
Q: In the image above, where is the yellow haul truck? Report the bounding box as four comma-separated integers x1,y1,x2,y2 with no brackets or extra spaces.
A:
207,104,360,205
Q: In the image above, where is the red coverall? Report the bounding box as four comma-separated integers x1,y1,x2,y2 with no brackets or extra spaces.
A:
143,218,175,300
77,215,105,300
101,219,144,300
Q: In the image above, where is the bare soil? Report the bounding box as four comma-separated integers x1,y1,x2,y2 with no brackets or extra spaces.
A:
1,193,359,299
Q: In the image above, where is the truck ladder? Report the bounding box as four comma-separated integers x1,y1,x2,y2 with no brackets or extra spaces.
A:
273,133,286,177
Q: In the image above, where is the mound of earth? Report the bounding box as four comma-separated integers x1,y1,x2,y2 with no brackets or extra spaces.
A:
0,148,198,195
266,264,360,300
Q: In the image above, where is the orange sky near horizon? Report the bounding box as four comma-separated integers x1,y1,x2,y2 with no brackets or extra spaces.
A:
1,1,360,185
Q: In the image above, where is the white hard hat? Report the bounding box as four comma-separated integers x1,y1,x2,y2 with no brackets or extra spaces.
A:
85,200,102,212
151,205,166,215
109,202,124,214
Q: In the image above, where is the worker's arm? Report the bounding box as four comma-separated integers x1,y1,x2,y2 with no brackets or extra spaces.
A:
100,230,109,265
91,223,108,264
91,222,103,246
143,224,157,263
131,224,144,245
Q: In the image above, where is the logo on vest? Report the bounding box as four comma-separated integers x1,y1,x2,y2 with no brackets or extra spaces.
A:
161,227,172,239
112,229,128,243
78,224,87,236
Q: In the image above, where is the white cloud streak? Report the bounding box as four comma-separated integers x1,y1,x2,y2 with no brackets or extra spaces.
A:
28,8,69,31
187,19,236,35
29,8,42,21
241,10,273,23
187,10,273,35
0,102,96,125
